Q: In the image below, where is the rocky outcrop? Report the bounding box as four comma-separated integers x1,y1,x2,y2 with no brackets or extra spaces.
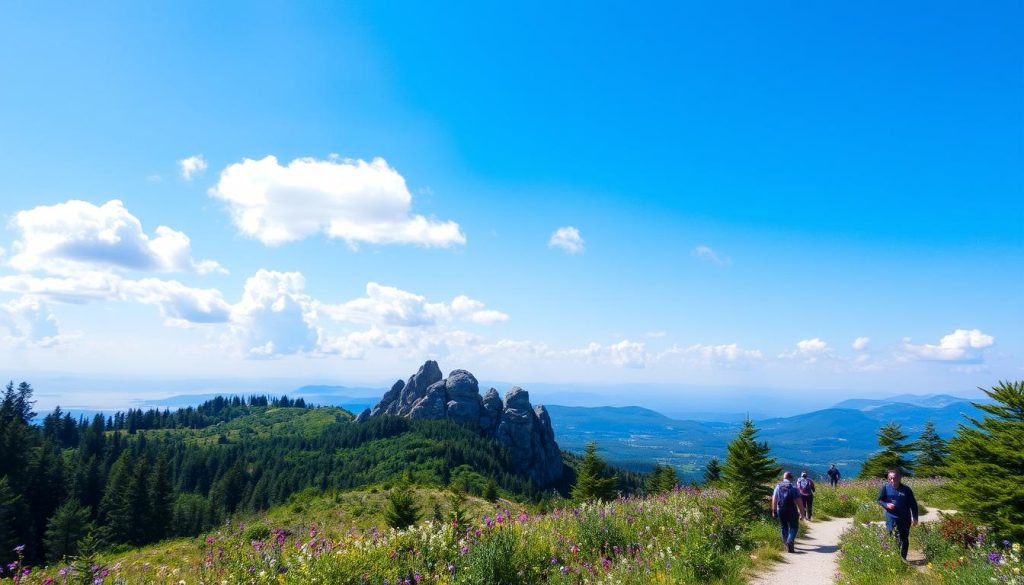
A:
361,360,563,486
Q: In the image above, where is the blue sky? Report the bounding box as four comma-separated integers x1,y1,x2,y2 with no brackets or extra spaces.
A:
0,2,1021,406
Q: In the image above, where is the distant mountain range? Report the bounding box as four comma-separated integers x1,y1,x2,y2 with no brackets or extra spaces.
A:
547,393,987,480
116,387,989,480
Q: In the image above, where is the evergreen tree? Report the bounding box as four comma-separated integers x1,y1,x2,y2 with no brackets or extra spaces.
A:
571,442,618,502
704,457,722,485
148,455,174,542
43,499,91,562
383,482,420,529
483,478,498,503
859,421,914,478
722,419,780,523
447,487,469,528
913,420,949,478
0,477,23,563
99,451,134,542
646,464,678,493
946,381,1024,540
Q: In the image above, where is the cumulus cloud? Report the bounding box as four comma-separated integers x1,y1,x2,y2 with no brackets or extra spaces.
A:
229,270,321,358
548,226,585,254
179,155,208,181
321,283,508,328
780,337,833,363
901,329,995,363
658,343,764,370
692,245,730,266
7,199,225,275
209,155,465,248
122,278,232,326
852,336,870,351
0,296,62,347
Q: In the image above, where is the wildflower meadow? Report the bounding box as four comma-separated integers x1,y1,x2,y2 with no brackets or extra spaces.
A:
0,487,782,585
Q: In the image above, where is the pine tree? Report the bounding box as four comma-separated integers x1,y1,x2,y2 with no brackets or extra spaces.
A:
859,421,914,478
722,419,780,523
946,381,1024,540
913,420,949,478
646,464,678,494
571,442,618,502
383,482,420,529
99,451,134,542
0,477,23,563
704,457,722,485
44,499,91,562
148,454,173,542
447,487,469,528
483,478,498,503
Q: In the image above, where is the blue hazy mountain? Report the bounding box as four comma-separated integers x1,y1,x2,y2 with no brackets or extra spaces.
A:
548,394,986,480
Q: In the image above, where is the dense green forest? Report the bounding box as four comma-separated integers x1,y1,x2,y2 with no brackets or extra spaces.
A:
0,381,645,567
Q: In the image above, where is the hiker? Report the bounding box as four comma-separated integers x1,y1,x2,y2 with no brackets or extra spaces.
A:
827,464,841,488
876,468,919,560
796,471,816,520
771,471,805,553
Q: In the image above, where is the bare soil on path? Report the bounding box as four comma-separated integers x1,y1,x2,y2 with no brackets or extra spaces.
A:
748,508,949,585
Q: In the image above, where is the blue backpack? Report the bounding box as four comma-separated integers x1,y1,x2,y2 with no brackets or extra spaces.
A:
776,483,798,515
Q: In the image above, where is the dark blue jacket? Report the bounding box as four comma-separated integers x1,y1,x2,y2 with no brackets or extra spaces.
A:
877,482,919,521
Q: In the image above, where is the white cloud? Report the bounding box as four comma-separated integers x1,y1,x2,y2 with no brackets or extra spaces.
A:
179,155,208,181
548,226,585,254
322,284,507,328
209,155,465,248
658,343,764,370
122,278,232,326
691,245,730,266
852,336,870,351
780,337,833,363
229,270,321,358
608,339,647,368
0,272,230,327
7,199,225,275
901,329,995,363
0,296,62,347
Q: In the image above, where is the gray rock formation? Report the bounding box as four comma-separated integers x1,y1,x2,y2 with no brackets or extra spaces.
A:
361,361,563,486
479,388,502,433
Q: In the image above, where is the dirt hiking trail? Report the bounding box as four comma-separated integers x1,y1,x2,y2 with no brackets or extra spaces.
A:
749,507,949,584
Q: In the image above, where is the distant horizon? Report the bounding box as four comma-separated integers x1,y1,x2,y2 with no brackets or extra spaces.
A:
14,369,993,418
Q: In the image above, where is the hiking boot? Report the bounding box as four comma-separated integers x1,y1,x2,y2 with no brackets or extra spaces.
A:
787,542,795,553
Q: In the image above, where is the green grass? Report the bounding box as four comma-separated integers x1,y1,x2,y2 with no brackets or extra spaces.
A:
6,487,782,585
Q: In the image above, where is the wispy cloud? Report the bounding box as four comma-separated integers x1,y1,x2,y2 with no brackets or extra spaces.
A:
691,245,730,266
179,155,208,181
549,226,585,254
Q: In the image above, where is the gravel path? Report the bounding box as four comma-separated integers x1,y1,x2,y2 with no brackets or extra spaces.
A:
748,516,850,585
749,507,951,584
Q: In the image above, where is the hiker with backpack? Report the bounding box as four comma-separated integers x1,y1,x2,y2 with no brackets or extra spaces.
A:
827,464,841,488
877,468,919,560
770,471,805,552
797,471,816,520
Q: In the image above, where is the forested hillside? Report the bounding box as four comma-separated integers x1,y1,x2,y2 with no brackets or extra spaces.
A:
0,381,572,566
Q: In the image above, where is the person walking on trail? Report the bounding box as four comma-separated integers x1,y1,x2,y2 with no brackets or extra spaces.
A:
827,464,840,488
877,468,919,560
796,471,816,520
771,471,805,553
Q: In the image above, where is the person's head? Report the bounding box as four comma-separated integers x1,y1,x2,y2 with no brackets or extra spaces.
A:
830,464,836,468
887,469,902,486
800,471,808,478
783,471,793,481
